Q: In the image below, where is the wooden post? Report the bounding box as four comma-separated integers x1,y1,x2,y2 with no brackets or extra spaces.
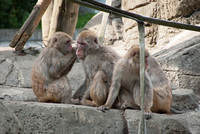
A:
48,0,63,40
45,0,79,41
98,0,112,44
9,0,52,51
137,21,146,134
42,0,54,45
58,0,79,37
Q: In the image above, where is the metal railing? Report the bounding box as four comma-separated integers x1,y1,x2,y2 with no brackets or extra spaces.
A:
68,0,200,134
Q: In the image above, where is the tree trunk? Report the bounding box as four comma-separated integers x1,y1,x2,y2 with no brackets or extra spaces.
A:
48,0,63,40
44,0,79,41
9,0,52,51
41,0,54,46
59,0,79,37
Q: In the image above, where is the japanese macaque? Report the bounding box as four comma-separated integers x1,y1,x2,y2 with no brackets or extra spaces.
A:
100,45,172,119
73,30,120,106
31,32,79,104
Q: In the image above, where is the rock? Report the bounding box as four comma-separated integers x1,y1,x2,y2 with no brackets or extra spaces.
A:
0,101,22,133
1,100,199,134
171,89,199,113
68,60,85,91
154,36,200,98
84,0,124,46
121,0,200,48
0,86,37,101
0,48,36,88
157,0,200,20
0,47,84,91
3,101,125,134
125,110,192,134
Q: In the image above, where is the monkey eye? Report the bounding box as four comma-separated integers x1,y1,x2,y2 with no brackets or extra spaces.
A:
66,40,71,44
78,41,86,46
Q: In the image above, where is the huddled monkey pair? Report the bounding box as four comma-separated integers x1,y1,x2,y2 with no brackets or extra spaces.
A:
31,30,172,119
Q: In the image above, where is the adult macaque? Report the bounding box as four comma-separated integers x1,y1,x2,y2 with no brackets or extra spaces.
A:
31,32,78,104
100,46,172,119
73,30,120,106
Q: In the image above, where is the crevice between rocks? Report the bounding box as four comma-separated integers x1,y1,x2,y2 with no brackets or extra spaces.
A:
127,2,151,12
121,110,129,134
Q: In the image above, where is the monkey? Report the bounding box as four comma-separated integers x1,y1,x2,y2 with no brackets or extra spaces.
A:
73,30,120,107
99,45,172,119
31,32,79,104
147,54,172,114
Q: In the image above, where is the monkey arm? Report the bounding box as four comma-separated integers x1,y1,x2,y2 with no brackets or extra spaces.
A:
49,53,77,78
144,71,153,104
143,71,154,119
73,79,87,99
103,70,121,108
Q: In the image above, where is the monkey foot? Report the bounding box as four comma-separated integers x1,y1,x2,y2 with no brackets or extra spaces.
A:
98,105,110,112
144,110,152,120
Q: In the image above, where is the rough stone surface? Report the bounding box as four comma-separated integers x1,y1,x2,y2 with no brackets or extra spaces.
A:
125,110,192,134
0,47,84,91
0,86,37,101
1,100,200,134
171,89,199,113
153,36,200,98
122,0,200,47
3,101,125,134
0,48,36,88
84,0,124,46
68,60,85,91
0,101,22,134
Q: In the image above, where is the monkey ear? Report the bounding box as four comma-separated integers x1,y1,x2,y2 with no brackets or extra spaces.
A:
53,37,57,43
132,51,136,57
94,38,98,44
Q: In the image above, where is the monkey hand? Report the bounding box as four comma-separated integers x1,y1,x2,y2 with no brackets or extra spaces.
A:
98,105,110,112
71,98,80,105
144,110,152,120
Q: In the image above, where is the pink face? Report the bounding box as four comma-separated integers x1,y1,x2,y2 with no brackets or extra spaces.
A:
76,41,87,59
66,40,73,51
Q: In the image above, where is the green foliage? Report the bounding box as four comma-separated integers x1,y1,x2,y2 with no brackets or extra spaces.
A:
0,0,94,29
76,13,96,28
0,0,38,28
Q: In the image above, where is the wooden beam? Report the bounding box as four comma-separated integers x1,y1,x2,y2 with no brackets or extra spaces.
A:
9,0,52,51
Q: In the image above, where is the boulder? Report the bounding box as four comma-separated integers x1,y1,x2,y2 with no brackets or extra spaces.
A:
154,36,200,98
171,89,199,113
121,0,200,47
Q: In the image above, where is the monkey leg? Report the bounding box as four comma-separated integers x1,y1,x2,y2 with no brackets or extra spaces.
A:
151,89,172,114
133,82,153,119
81,90,97,106
81,71,109,107
119,88,140,110
44,75,73,104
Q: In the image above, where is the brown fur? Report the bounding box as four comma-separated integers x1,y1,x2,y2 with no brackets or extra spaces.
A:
73,30,120,106
31,32,78,104
100,45,172,119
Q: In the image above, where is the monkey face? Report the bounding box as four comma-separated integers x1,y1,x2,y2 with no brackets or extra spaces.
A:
76,41,87,59
56,37,73,55
76,30,99,59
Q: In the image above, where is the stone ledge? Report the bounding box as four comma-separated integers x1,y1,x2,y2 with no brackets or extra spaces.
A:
1,101,199,134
